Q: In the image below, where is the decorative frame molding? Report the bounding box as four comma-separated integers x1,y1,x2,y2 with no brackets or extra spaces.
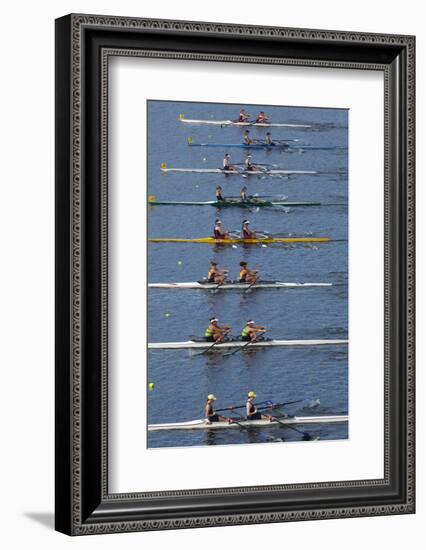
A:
55,14,415,535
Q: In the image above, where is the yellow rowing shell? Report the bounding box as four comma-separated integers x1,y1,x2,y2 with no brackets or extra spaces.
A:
148,237,331,244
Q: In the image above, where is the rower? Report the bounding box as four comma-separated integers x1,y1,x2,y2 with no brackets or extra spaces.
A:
240,186,248,201
246,391,267,420
238,108,250,122
241,320,267,342
204,394,226,424
214,219,229,240
239,261,259,284
243,130,253,145
204,318,231,343
223,153,236,172
265,132,275,145
244,154,255,172
242,219,256,239
207,260,228,284
256,111,269,123
215,185,225,202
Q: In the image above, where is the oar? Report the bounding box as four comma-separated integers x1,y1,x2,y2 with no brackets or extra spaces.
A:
265,414,314,441
233,162,277,168
258,398,308,412
224,411,280,442
212,273,229,293
201,329,231,355
244,278,260,293
223,331,269,357
223,339,254,357
215,397,313,414
215,400,272,413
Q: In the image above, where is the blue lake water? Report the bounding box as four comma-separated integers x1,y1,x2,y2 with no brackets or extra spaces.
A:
147,100,348,448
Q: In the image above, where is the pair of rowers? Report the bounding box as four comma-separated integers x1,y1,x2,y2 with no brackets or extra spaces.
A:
243,130,276,145
215,185,250,202
223,153,261,172
215,185,255,202
207,260,258,285
205,391,267,423
238,109,269,123
214,218,256,240
204,318,266,344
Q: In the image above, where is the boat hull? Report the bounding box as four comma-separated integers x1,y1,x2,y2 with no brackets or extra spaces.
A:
149,200,320,207
149,415,348,431
180,118,311,128
161,168,317,175
148,281,332,289
148,338,348,350
148,237,330,244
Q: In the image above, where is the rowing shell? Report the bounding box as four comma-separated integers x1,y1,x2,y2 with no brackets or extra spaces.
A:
148,237,330,244
189,142,293,149
161,168,317,175
148,281,332,290
148,338,348,350
179,117,311,128
149,199,320,208
149,415,348,431
188,142,339,151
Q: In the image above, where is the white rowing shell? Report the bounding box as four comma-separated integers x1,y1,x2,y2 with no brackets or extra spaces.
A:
149,415,348,431
161,168,317,175
148,339,348,350
180,118,312,128
148,282,333,289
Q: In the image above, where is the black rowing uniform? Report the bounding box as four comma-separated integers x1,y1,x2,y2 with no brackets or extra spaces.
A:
216,191,225,201
205,403,219,422
246,401,261,420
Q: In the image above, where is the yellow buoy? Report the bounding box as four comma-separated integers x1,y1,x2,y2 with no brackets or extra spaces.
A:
149,195,155,203
179,113,185,120
160,162,167,169
148,382,155,392
187,136,193,145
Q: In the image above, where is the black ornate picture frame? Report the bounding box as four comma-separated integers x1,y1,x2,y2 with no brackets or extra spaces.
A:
55,14,415,535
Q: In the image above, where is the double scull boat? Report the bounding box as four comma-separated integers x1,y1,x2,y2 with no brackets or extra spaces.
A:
148,197,320,208
179,115,312,128
187,139,340,151
160,166,317,176
148,281,332,290
148,236,330,244
149,415,348,431
148,338,348,350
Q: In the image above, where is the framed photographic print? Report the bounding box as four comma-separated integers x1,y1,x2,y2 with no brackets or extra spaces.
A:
55,14,415,535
